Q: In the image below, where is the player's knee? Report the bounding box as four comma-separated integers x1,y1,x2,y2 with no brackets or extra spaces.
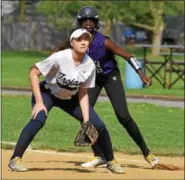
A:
33,110,47,126
72,107,83,120
92,121,106,133
117,114,133,127
26,119,45,135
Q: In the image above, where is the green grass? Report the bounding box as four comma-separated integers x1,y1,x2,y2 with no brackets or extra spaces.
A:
2,51,48,88
124,46,184,61
2,50,184,97
115,56,184,97
2,95,184,156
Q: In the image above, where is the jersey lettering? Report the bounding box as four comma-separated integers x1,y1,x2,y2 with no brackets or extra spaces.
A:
95,61,103,74
56,72,82,91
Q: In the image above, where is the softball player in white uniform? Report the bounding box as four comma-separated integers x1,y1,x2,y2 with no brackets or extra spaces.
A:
8,28,124,174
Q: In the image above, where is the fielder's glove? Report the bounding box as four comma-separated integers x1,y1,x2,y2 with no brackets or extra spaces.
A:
74,121,99,147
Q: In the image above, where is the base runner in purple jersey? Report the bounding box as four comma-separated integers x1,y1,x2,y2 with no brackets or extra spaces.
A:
52,6,161,169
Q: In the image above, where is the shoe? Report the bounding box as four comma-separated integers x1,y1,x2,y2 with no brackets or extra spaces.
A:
8,157,28,172
107,159,125,174
145,152,161,168
81,156,107,168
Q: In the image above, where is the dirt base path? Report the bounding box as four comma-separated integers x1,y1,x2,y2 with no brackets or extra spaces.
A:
2,149,184,179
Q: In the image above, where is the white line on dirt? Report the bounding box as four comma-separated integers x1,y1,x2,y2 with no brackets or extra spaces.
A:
2,141,147,164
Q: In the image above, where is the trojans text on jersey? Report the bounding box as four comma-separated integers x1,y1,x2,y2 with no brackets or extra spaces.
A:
56,72,82,91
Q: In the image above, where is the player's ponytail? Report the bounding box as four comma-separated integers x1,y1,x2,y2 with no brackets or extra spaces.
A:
50,28,80,54
58,41,71,51
50,40,71,54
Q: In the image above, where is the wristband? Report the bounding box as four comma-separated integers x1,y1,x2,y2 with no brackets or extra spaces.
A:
127,56,142,73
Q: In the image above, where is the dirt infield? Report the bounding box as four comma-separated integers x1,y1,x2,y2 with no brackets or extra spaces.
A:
2,149,184,179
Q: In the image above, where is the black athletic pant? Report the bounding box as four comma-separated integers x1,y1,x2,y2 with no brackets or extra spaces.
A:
88,68,150,157
11,81,114,162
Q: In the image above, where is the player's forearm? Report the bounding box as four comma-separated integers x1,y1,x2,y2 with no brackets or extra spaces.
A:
29,68,43,103
137,69,145,78
78,88,89,123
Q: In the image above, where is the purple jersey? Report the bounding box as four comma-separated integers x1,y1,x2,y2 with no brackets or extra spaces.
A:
87,31,117,75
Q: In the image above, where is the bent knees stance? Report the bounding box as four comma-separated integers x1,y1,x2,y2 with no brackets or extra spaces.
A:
112,102,134,127
33,110,47,126
10,112,46,159
116,112,134,128
89,106,106,133
72,106,106,133
26,119,44,135
27,110,47,135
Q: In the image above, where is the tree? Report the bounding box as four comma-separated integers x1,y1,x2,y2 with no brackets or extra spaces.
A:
19,0,26,21
36,1,184,55
36,1,98,28
118,1,166,55
104,1,184,55
98,1,184,55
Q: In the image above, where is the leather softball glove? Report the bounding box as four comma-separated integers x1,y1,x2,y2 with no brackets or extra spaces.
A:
74,121,99,147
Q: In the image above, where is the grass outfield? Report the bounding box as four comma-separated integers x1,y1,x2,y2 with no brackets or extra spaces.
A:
2,51,184,97
2,95,184,156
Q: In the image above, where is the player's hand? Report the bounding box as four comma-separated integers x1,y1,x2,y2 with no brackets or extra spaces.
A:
32,102,48,119
141,75,152,87
138,70,152,87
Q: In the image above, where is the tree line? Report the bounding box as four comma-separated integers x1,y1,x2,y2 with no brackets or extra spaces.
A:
18,0,184,55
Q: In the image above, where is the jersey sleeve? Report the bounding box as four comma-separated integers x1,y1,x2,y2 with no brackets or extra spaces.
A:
35,52,61,76
81,66,96,88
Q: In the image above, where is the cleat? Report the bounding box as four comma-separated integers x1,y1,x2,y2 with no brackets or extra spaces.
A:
81,156,107,168
107,159,125,174
8,157,28,172
145,152,161,168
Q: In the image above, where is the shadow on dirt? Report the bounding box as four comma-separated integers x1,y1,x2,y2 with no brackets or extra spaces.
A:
27,160,84,166
27,160,67,163
28,160,153,171
28,167,95,173
122,163,151,170
65,160,85,166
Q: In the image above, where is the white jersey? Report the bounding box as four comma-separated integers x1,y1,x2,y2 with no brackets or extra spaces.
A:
35,49,96,99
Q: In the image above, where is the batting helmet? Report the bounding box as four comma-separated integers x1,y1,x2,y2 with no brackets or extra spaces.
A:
76,6,100,29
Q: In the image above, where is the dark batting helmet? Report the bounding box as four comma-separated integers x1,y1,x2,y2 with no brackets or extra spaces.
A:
76,6,100,29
